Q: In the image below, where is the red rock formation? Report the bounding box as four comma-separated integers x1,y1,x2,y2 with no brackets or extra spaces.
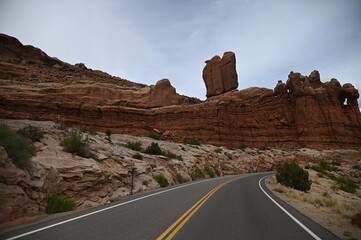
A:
203,51,238,97
0,34,360,148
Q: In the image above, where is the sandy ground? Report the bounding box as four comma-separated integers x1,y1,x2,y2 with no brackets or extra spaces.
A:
266,169,361,240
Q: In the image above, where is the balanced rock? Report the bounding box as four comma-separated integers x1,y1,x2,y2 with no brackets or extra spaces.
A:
203,51,238,98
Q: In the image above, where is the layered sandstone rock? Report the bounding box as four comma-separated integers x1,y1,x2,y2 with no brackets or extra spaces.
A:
2,119,360,225
203,51,238,97
0,34,360,148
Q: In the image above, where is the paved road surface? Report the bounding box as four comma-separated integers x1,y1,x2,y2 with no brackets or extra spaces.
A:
0,172,339,240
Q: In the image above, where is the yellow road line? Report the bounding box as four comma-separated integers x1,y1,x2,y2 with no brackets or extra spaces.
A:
157,177,242,240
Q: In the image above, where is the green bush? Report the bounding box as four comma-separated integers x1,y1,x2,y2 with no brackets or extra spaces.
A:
154,174,169,187
46,193,75,214
163,150,183,160
148,130,161,140
60,129,90,158
145,142,163,155
215,148,222,153
132,153,143,160
313,159,341,173
352,165,361,170
175,173,187,183
239,143,247,151
190,167,205,180
214,167,221,176
16,125,44,142
125,141,142,151
0,123,34,168
204,166,215,178
276,162,312,192
184,139,200,146
335,177,357,194
105,130,112,141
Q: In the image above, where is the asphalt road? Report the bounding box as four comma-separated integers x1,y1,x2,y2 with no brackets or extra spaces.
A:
0,172,340,240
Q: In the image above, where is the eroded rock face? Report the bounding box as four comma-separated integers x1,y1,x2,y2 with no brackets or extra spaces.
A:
203,51,238,97
0,34,360,148
341,83,359,106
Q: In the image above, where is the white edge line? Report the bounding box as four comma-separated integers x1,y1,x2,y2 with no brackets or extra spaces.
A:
259,175,322,240
5,177,221,240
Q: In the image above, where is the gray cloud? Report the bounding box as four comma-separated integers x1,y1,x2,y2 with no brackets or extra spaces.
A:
0,0,360,100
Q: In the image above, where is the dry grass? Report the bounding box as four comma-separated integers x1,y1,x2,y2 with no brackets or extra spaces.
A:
266,173,361,239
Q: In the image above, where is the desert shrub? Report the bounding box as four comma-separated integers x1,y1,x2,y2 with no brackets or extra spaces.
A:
335,177,357,194
60,129,90,158
215,148,222,153
46,193,75,214
148,130,161,140
352,165,361,171
154,174,169,187
331,161,341,166
314,159,341,173
125,141,142,151
142,180,149,186
190,167,205,180
16,125,44,142
224,151,232,159
0,123,34,168
105,130,112,141
163,150,183,160
204,166,215,178
87,129,97,135
317,173,324,178
145,142,163,155
239,143,247,151
184,139,200,146
175,173,187,183
276,162,312,192
149,163,156,169
132,153,143,160
214,167,221,176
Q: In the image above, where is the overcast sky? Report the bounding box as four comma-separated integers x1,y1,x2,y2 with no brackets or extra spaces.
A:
0,0,360,101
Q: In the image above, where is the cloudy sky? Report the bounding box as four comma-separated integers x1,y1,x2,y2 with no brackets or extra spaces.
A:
0,0,360,100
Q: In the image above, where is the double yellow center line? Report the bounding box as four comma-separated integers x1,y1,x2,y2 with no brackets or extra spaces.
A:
156,177,242,240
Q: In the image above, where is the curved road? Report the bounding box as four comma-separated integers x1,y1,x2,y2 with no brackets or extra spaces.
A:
0,172,339,240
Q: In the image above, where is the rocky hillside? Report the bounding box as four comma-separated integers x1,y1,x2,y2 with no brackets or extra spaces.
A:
0,34,360,148
1,119,361,226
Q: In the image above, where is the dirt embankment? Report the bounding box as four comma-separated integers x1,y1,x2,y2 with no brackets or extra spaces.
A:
266,161,361,240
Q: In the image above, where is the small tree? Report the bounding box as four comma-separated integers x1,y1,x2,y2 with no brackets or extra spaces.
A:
148,130,161,140
16,125,44,142
145,142,163,155
125,141,142,151
60,129,90,158
105,130,112,141
0,123,34,168
276,162,312,192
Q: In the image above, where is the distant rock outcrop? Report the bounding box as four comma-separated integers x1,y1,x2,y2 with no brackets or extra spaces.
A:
203,51,238,97
0,34,360,148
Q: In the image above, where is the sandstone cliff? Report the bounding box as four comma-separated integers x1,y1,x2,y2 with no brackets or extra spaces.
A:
0,34,360,148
